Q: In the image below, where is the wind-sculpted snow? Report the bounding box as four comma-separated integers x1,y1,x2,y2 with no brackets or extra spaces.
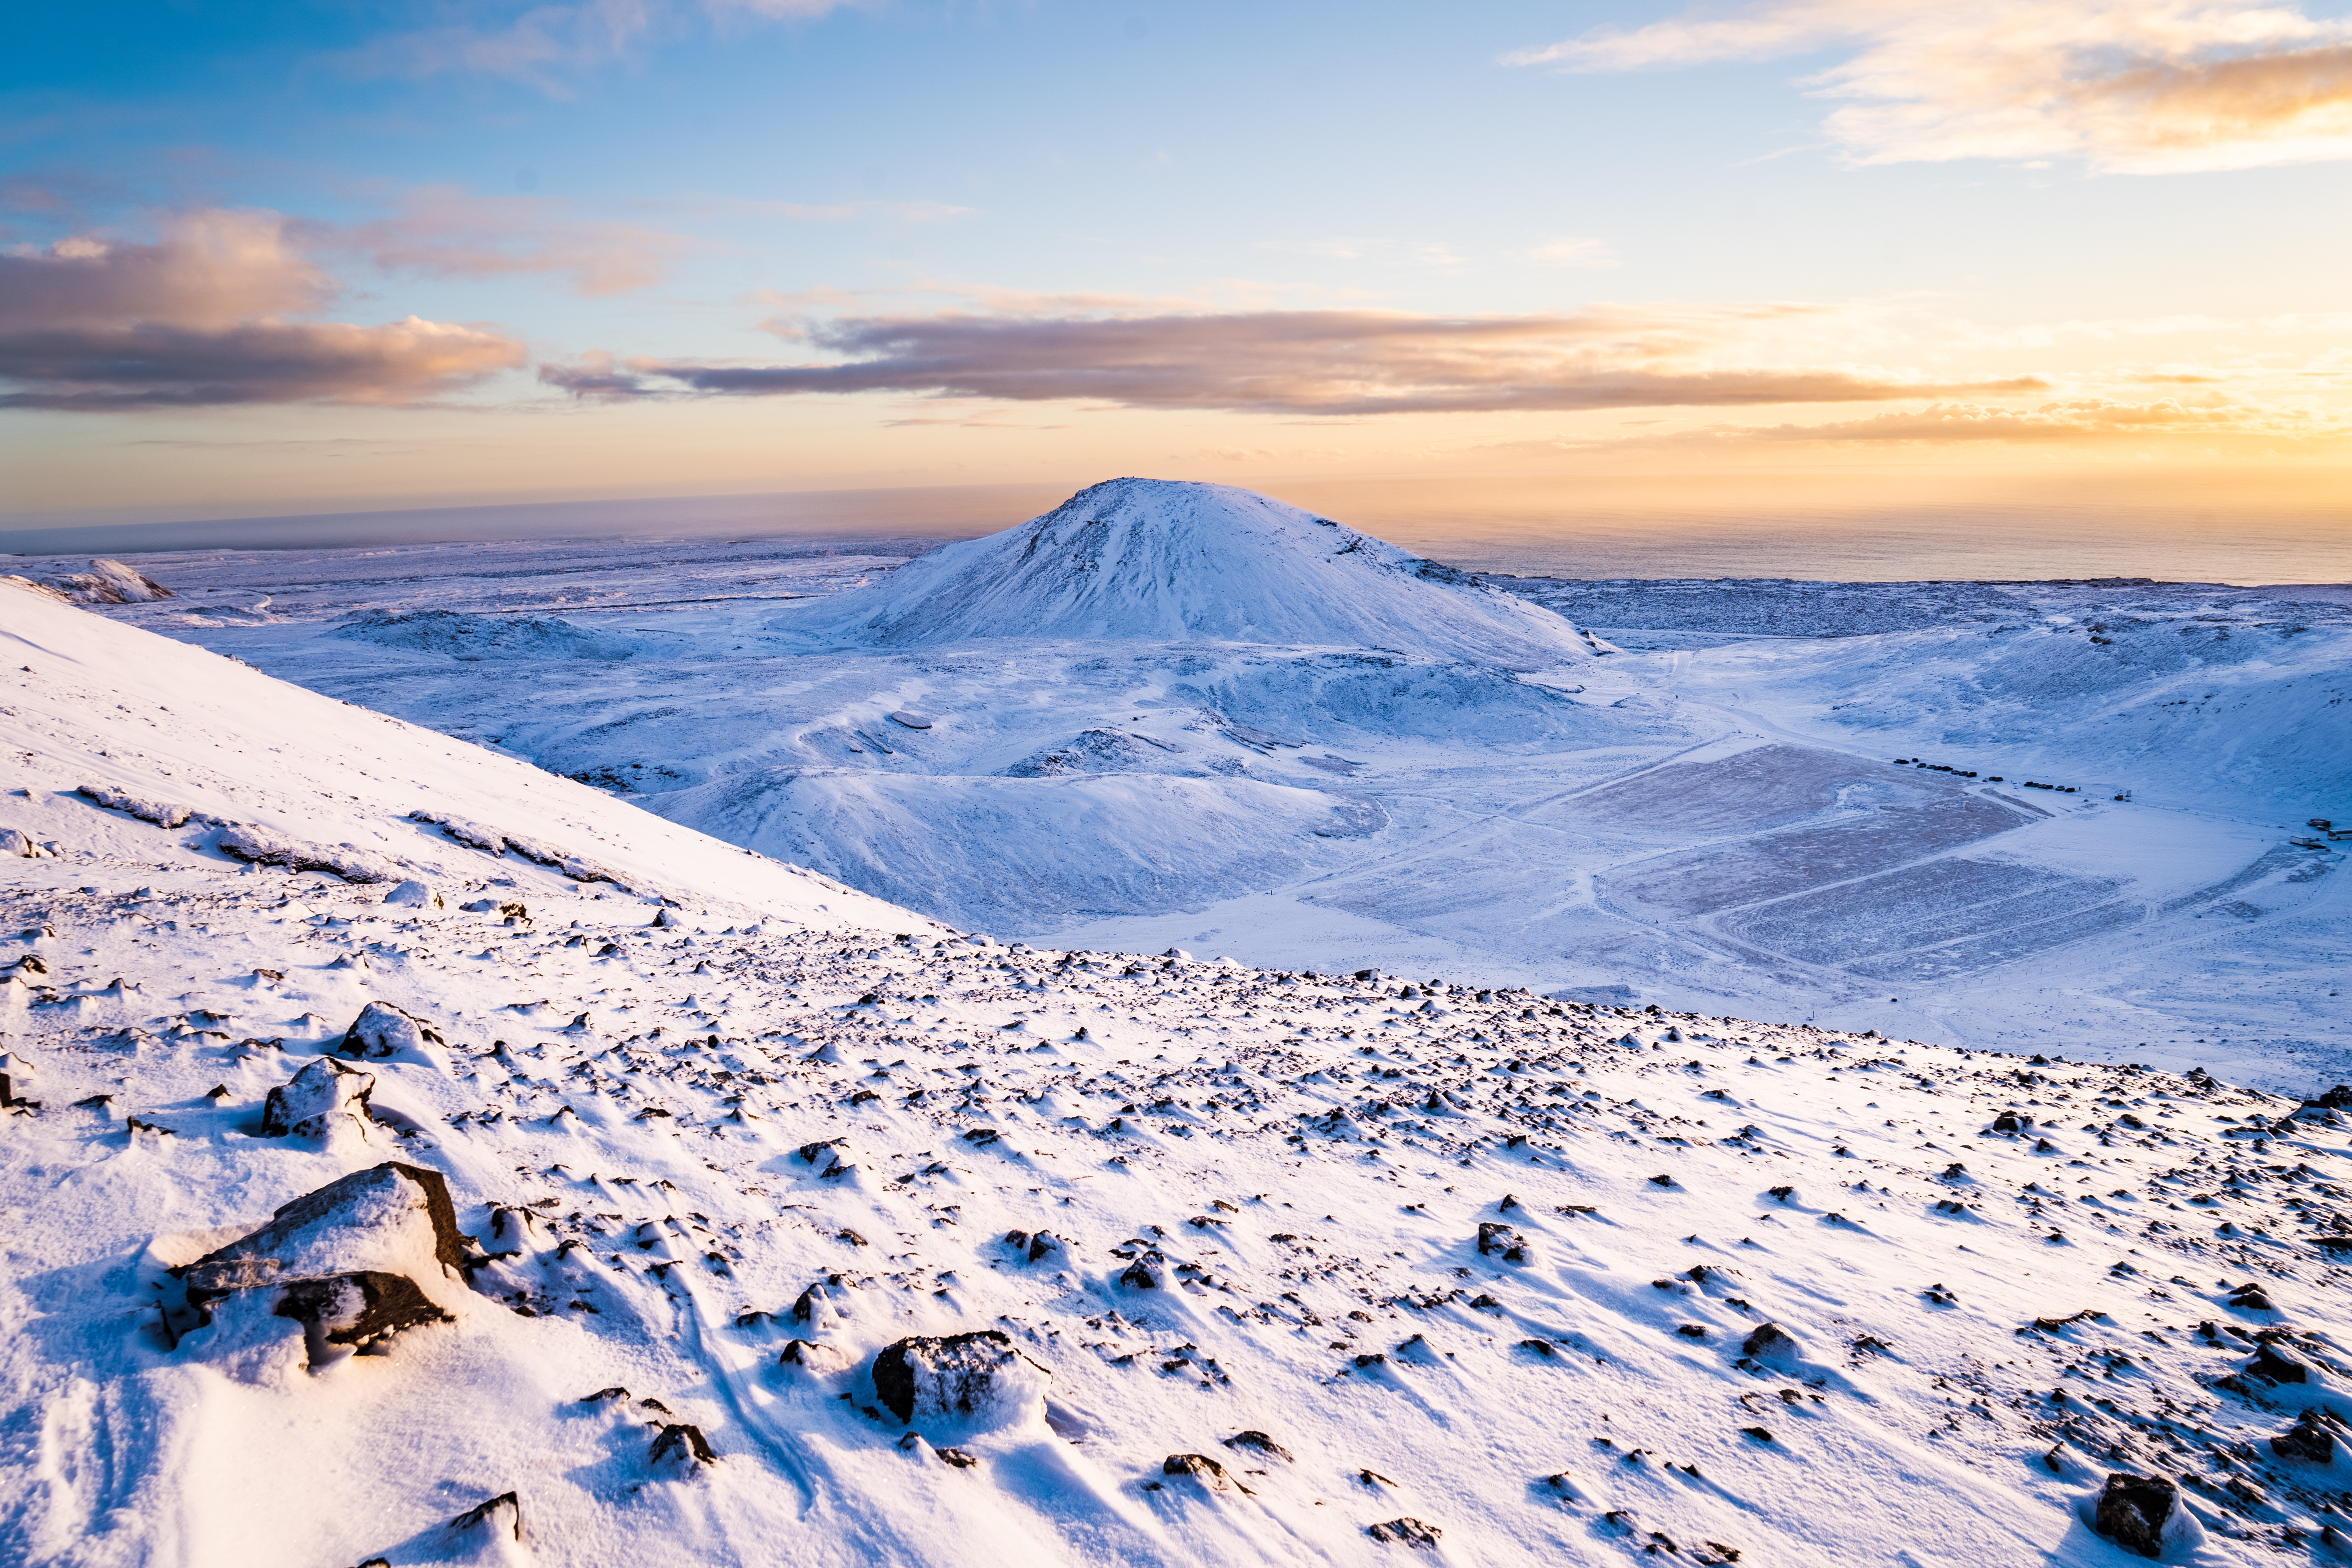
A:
1697,614,2352,814
769,479,1606,669
645,768,1390,929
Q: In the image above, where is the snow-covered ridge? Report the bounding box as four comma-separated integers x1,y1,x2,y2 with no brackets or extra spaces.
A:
771,479,1608,667
4,586,2351,1566
0,579,923,932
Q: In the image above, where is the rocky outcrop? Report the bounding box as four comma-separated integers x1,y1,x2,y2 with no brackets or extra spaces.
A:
649,1424,715,1469
261,1056,377,1140
2094,1472,2178,1559
871,1330,1050,1429
180,1162,465,1366
77,783,193,829
339,1000,448,1061
1367,1518,1442,1548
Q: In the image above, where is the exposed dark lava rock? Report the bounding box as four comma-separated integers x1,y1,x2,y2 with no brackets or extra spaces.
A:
260,1056,375,1139
183,1162,463,1298
2247,1344,2309,1384
2274,1413,2337,1463
1163,1452,1243,1490
446,1491,523,1545
871,1330,1050,1427
274,1271,452,1359
338,999,446,1060
1222,1429,1294,1462
649,1424,716,1468
1367,1517,1442,1547
1476,1222,1527,1262
2094,1472,2177,1559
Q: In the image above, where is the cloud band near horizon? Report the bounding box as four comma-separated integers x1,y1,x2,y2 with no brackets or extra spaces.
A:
540,307,2050,416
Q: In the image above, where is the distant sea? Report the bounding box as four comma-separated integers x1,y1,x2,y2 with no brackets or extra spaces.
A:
1268,472,2352,586
5,468,2345,585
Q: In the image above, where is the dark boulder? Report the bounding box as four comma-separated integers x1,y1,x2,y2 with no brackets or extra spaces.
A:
1741,1322,1797,1360
649,1424,715,1468
1992,1112,2033,1133
871,1330,1049,1428
2094,1472,2177,1559
180,1162,463,1366
1476,1222,1527,1262
260,1056,376,1140
338,1000,446,1060
1164,1452,1242,1491
1222,1429,1294,1462
275,1272,451,1356
1367,1518,1442,1548
184,1162,463,1299
2247,1344,2309,1384
778,1339,848,1372
445,1492,523,1547
2274,1413,2336,1463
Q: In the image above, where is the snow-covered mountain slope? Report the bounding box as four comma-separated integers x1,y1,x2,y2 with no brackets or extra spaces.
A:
35,516,2352,1088
9,589,2352,1568
768,479,1609,668
0,580,923,934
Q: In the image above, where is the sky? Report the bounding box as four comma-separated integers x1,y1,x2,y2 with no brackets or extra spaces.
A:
4,0,2352,570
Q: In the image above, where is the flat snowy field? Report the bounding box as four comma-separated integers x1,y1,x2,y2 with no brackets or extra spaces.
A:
7,578,2352,1567
30,479,2344,1097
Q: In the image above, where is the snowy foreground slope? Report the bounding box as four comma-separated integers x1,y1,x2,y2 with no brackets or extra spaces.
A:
7,589,2352,1566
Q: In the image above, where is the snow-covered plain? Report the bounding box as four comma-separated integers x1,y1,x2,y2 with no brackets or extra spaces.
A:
39,478,2346,1096
9,576,2352,1567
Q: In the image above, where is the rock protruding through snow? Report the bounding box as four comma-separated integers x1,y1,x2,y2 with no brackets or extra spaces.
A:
261,1056,377,1140
871,1331,1051,1430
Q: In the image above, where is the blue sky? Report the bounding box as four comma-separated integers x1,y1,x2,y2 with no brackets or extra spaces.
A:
5,0,2352,532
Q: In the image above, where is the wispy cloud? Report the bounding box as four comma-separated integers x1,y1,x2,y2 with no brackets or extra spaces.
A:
540,303,2047,415
304,186,696,297
1749,395,2334,440
723,199,978,224
1523,237,1620,267
337,0,861,94
1507,0,2352,173
0,210,524,410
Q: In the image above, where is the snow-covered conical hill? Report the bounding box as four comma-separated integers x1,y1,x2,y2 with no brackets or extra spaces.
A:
6,584,2351,1568
0,579,925,931
772,478,1605,667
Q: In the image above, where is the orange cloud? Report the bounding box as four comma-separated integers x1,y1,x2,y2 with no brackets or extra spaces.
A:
1696,396,2349,444
1511,0,2352,173
0,210,524,410
542,304,2048,415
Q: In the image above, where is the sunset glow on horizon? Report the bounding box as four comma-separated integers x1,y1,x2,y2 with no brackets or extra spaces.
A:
6,1,2350,566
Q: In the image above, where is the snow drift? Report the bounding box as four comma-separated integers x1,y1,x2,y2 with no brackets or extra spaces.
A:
770,478,1602,668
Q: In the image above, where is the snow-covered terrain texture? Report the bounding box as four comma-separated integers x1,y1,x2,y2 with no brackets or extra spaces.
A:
12,592,2352,1566
769,478,1613,668
5,558,176,606
0,580,924,935
1486,574,2352,649
39,483,2352,1093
